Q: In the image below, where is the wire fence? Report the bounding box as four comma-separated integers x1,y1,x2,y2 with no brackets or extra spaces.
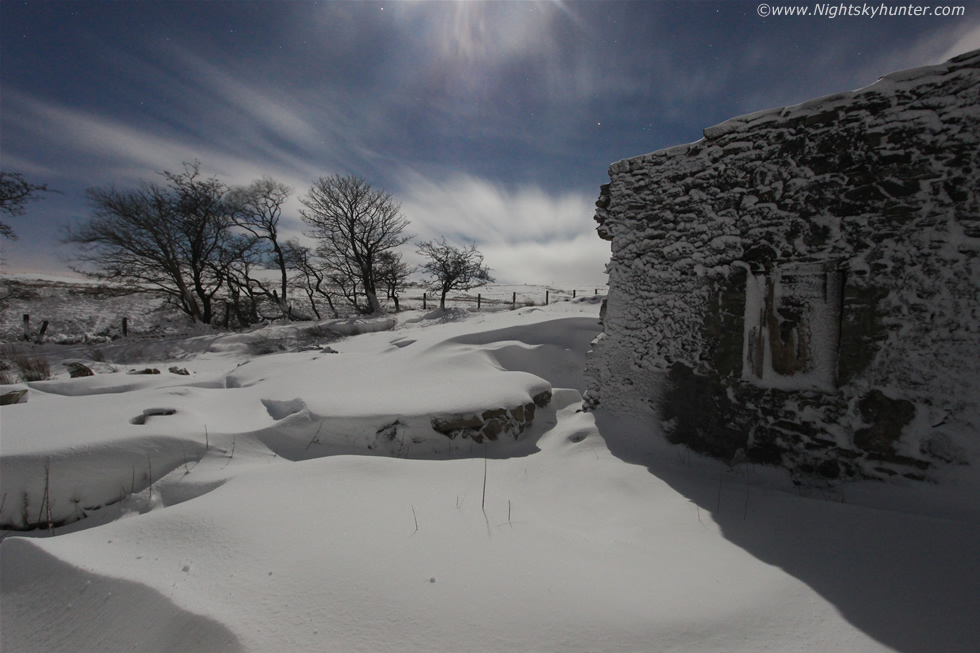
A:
393,286,608,311
5,283,609,344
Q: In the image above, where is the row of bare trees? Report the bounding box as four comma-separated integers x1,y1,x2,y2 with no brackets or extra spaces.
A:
62,163,491,326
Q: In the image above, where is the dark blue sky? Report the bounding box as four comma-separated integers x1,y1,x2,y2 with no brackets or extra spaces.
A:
2,0,978,284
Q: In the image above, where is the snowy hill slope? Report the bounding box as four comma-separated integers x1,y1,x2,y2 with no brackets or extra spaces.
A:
2,296,979,652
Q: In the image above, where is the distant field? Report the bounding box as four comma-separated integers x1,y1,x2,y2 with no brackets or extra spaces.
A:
0,274,607,344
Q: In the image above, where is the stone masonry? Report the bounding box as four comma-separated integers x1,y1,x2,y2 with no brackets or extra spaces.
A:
586,50,980,480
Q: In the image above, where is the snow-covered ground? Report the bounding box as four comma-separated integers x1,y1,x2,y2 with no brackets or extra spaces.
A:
1,277,978,652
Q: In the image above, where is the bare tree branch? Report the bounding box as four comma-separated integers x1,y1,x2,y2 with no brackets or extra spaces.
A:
227,177,296,319
417,237,494,310
300,175,410,315
283,240,340,320
1,171,52,240
63,162,236,324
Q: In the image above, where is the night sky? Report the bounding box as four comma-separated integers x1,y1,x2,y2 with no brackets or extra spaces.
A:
2,0,978,285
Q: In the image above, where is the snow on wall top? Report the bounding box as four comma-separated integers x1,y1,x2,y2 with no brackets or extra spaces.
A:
614,48,980,170
587,48,980,478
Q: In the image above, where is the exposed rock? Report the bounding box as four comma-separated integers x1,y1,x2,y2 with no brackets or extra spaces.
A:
0,389,28,406
65,362,95,378
431,414,484,434
854,390,916,455
168,366,190,376
431,392,553,443
532,390,552,407
481,408,508,422
128,368,161,375
523,402,536,423
481,419,505,441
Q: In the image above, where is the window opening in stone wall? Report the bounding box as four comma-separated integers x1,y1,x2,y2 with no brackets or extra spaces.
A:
742,261,843,391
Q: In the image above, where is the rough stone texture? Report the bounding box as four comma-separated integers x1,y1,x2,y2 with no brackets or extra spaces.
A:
586,50,980,479
65,362,95,378
0,389,29,406
430,392,552,444
853,390,916,454
431,414,483,433
532,390,553,408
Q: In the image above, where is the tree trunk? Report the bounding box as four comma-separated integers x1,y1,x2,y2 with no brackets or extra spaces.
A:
273,243,290,313
200,296,213,325
272,289,291,320
304,290,322,320
325,293,339,319
365,289,384,315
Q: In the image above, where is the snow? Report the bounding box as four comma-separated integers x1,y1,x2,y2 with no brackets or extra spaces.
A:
2,285,979,652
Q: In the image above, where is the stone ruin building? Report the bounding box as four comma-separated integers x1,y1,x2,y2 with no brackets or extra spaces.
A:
585,49,980,480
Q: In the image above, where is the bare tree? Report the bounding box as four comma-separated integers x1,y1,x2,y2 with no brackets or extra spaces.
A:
417,237,493,310
1,171,51,240
283,240,340,320
227,177,295,319
64,163,235,324
221,234,267,327
167,165,239,324
299,175,410,315
375,250,413,312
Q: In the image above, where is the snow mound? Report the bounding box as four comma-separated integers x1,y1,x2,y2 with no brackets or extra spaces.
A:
1,535,244,652
3,297,978,652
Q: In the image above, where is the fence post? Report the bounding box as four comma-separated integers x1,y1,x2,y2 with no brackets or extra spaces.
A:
22,314,30,341
477,294,481,310
122,317,129,338
573,289,577,299
423,292,427,310
512,291,516,309
37,320,49,344
545,291,549,306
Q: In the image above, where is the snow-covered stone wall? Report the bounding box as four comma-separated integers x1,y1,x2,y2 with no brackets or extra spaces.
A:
586,49,980,480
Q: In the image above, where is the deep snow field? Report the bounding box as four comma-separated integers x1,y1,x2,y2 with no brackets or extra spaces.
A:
1,276,979,652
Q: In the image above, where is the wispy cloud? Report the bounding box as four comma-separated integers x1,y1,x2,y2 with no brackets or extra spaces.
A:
6,91,215,182
481,233,610,287
397,171,607,285
6,0,972,285
170,49,324,149
3,78,610,284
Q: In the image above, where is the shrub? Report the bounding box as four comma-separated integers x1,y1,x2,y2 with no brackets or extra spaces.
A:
247,332,293,355
100,343,160,365
303,323,342,341
12,353,52,382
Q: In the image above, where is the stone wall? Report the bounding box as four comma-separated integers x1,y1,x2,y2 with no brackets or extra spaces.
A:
586,50,980,480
